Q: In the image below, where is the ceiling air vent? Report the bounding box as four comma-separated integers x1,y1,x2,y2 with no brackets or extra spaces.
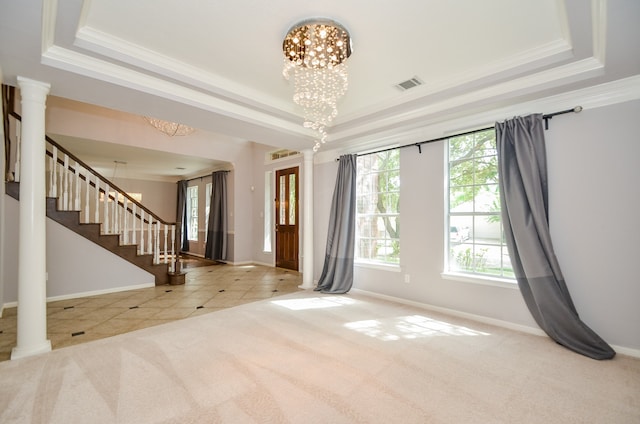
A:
395,76,423,91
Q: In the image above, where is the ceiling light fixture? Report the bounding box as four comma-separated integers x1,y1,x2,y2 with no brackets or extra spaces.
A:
282,18,352,152
144,117,195,136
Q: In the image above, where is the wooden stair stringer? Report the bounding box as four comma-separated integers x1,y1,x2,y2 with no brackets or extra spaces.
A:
5,183,169,285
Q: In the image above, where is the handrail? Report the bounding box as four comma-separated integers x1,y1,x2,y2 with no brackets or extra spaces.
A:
10,110,176,227
3,88,182,275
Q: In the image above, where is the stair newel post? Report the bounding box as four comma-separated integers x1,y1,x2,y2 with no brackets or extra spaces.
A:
163,224,168,264
62,154,69,210
123,197,129,245
94,176,100,224
132,203,137,245
50,145,57,197
103,183,110,234
139,210,145,255
74,161,80,211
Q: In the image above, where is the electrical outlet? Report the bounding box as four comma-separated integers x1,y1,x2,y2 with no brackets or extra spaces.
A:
404,274,410,283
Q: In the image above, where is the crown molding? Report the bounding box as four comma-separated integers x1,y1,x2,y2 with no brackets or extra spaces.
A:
314,74,640,163
40,45,309,139
328,57,605,144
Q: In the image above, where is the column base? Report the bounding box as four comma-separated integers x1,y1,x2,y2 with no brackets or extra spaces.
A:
298,280,315,290
11,340,52,360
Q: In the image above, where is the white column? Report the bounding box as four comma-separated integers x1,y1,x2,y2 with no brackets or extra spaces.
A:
12,77,51,360
300,149,315,289
0,66,6,313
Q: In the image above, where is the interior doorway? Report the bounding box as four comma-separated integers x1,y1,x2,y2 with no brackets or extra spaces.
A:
275,166,299,271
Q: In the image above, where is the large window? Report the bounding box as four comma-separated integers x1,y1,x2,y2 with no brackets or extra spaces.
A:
446,129,513,279
356,150,400,265
205,182,212,235
187,185,198,241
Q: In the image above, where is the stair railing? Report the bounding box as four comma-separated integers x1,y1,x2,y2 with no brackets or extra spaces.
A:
3,86,179,275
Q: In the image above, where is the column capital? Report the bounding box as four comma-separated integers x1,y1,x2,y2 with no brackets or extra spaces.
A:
17,77,51,101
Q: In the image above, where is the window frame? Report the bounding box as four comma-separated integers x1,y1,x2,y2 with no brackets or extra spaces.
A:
355,149,401,267
444,128,515,283
186,185,199,242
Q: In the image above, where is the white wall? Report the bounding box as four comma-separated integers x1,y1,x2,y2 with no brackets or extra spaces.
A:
313,100,640,352
111,177,177,223
545,100,640,349
2,196,154,305
227,143,256,264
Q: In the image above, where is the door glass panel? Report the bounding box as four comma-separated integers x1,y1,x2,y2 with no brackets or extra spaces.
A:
289,174,296,225
279,175,286,225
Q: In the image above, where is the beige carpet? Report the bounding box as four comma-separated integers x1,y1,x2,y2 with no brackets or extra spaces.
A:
0,291,638,424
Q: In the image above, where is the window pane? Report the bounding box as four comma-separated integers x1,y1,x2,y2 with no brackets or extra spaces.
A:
279,175,286,225
473,184,500,212
449,134,475,161
446,129,513,280
187,186,198,241
356,149,400,265
450,186,473,212
289,174,296,225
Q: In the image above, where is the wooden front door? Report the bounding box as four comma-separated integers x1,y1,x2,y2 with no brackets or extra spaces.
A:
275,167,299,270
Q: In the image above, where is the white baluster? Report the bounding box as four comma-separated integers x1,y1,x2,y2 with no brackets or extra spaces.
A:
84,169,90,223
62,154,69,210
139,210,145,255
170,225,176,273
94,177,100,224
116,194,121,237
58,157,64,208
132,204,137,245
103,184,110,234
147,216,153,255
154,222,160,264
50,145,57,198
163,224,168,264
123,197,129,245
112,191,118,236
74,162,80,210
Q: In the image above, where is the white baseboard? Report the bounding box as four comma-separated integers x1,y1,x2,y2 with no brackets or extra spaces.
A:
252,261,275,268
351,288,545,336
351,289,640,359
1,282,155,311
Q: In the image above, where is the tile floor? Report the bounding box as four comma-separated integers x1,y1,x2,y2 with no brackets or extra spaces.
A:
0,263,303,362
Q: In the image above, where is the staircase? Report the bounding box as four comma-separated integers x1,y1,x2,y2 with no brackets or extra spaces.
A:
3,85,183,286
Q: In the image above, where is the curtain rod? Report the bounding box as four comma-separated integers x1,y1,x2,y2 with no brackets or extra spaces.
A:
341,106,583,159
182,169,230,183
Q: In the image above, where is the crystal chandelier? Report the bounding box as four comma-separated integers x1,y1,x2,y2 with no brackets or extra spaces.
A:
144,117,195,136
282,18,352,152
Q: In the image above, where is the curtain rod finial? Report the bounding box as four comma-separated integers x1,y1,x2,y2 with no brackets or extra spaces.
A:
574,106,583,113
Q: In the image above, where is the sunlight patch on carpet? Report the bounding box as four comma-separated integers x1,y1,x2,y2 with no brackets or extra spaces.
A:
345,315,491,340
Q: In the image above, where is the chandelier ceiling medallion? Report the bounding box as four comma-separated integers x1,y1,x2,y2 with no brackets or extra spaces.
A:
282,18,352,152
144,117,195,137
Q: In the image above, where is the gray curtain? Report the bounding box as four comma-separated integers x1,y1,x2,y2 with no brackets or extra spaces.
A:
315,154,357,294
177,180,189,252
496,114,615,360
205,171,228,261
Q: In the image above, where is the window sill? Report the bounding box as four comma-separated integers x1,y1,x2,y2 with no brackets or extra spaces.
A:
355,261,401,273
441,272,517,289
